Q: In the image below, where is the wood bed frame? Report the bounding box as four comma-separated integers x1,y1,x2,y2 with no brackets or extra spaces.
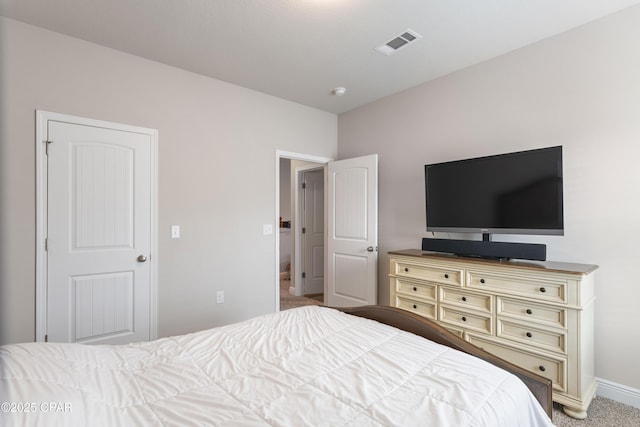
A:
338,305,553,420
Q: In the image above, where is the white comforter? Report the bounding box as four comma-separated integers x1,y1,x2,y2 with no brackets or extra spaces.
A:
1,306,553,426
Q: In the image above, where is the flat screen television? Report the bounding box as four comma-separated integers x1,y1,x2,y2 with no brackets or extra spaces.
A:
425,146,563,238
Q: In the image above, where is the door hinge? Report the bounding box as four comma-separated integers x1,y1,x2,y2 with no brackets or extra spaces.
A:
302,227,306,234
302,182,306,189
44,238,48,251
44,334,48,343
45,140,52,154
302,272,306,278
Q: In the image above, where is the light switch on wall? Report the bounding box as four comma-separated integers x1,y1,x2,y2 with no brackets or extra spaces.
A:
171,225,180,238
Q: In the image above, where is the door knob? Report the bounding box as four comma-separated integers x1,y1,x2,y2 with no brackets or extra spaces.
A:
137,255,147,262
367,246,375,252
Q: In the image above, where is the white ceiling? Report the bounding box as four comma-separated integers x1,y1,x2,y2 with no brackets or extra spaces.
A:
2,0,639,114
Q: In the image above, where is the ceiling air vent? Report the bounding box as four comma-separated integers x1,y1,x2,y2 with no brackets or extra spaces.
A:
375,29,423,56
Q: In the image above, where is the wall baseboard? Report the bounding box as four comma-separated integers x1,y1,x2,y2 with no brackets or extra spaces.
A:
597,377,640,409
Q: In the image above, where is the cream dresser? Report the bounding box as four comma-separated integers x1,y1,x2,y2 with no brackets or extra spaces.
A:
388,249,598,419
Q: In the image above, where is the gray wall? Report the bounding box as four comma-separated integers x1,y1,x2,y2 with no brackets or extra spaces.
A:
339,6,640,390
0,17,337,344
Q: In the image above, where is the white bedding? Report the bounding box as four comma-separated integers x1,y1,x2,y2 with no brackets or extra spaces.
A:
1,306,553,426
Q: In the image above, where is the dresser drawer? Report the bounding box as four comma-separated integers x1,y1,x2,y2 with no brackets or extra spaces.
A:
468,334,567,392
396,296,436,320
393,260,463,286
497,319,566,354
497,297,566,328
394,278,437,302
467,270,567,304
439,305,492,335
440,287,492,313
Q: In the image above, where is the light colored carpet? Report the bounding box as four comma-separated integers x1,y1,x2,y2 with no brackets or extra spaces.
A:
553,397,640,426
279,278,323,310
279,280,640,425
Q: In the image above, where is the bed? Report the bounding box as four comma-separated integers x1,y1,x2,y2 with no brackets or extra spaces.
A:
1,305,553,426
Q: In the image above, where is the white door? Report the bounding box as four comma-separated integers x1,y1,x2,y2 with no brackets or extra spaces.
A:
302,169,324,295
44,115,156,344
326,154,378,307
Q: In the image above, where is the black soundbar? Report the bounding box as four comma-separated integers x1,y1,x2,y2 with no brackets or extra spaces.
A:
421,238,546,261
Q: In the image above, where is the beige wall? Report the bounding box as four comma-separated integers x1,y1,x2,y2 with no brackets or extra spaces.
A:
0,17,337,344
339,6,640,390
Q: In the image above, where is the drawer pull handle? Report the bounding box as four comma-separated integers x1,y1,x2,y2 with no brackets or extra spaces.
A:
480,278,485,284
526,332,533,338
538,365,546,372
444,274,449,279
539,287,547,293
461,316,467,322
413,304,417,309
404,267,409,272
526,309,533,315
413,287,417,292
461,296,467,302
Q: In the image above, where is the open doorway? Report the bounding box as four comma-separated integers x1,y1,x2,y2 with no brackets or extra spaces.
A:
275,151,332,311
275,151,379,312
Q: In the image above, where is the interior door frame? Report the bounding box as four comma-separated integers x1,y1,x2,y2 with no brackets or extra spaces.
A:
275,150,332,311
35,110,159,342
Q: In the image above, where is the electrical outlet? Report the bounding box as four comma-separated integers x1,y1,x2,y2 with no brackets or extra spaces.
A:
263,224,273,235
216,291,224,304
171,225,180,239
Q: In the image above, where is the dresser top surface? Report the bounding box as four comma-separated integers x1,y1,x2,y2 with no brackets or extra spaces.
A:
389,249,598,275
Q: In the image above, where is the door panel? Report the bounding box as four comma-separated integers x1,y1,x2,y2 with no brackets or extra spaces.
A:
47,120,152,344
327,154,378,307
302,170,324,295
73,143,134,249
334,167,368,240
333,253,369,301
73,272,134,341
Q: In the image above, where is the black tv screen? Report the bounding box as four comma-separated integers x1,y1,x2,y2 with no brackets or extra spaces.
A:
425,146,564,236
